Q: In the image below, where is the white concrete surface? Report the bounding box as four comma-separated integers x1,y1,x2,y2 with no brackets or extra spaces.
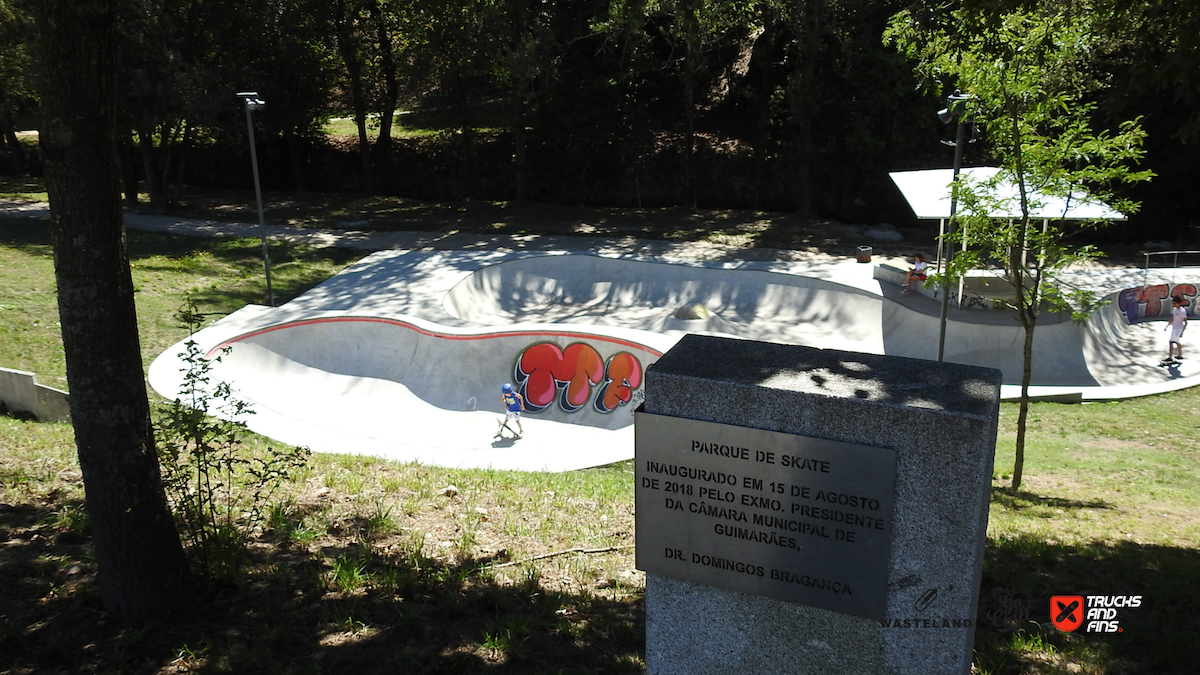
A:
4,198,1196,470
148,248,1199,472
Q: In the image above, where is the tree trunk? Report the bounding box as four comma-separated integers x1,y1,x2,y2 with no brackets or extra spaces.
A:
1005,84,1035,492
37,0,192,622
1,107,27,175
750,14,777,210
508,0,531,202
168,121,193,209
1009,213,1037,491
681,0,700,210
370,0,398,158
138,124,165,213
336,0,374,193
119,134,139,205
1013,318,1035,490
787,0,822,216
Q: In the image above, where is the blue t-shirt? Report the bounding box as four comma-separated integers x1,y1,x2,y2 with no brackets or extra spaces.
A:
503,391,522,412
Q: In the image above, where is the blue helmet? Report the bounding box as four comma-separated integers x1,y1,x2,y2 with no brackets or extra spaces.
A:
502,383,513,393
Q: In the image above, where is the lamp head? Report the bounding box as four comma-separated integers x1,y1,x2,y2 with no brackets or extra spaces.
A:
237,91,266,109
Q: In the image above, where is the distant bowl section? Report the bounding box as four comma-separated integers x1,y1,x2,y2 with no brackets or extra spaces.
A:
149,249,1199,471
442,254,885,352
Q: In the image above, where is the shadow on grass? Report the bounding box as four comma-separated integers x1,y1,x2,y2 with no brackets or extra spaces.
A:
973,534,1199,674
1,215,361,311
0,217,54,257
991,488,1115,513
0,502,644,675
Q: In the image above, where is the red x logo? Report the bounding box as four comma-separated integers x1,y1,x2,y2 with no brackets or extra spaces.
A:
1050,595,1084,632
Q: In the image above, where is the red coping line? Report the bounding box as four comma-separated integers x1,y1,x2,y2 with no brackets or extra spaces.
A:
207,316,666,359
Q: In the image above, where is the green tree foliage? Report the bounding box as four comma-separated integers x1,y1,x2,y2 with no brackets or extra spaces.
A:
11,0,1196,224
0,0,35,174
116,0,337,207
887,4,1153,490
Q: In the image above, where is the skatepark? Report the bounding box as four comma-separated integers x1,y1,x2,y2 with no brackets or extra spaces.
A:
146,237,1200,472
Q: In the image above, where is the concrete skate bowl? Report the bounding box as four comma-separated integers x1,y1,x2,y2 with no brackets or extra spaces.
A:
442,254,886,354
147,252,1199,470
882,281,1199,395
178,315,660,429
441,253,1197,393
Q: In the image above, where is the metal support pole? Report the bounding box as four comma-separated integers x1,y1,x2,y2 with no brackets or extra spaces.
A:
936,116,967,362
241,93,274,307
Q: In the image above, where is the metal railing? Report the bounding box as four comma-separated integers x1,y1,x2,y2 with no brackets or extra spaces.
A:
1141,250,1200,288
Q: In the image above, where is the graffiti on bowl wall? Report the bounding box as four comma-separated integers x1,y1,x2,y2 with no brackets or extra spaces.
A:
513,342,644,414
1118,283,1197,324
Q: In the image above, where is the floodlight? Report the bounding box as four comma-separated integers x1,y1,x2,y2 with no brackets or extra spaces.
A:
236,90,274,306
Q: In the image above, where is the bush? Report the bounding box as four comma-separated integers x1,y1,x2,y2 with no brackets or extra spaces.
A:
154,299,310,580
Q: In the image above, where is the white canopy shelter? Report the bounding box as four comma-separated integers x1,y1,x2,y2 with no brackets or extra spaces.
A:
889,167,1126,221
888,167,1128,316
889,167,1126,274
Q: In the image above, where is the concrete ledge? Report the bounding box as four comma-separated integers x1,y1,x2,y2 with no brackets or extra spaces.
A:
875,264,1012,310
0,366,71,422
873,263,930,296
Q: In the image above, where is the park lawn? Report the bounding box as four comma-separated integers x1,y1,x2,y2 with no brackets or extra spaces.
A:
2,208,1199,674
977,391,1200,674
0,176,47,202
0,216,360,390
0,175,900,256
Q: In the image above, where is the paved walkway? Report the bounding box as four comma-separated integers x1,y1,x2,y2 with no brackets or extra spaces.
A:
8,198,1199,470
5,198,1179,295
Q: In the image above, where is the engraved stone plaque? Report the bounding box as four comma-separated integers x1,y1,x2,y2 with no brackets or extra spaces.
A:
635,411,897,620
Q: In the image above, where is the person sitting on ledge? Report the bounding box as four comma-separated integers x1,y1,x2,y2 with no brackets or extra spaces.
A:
902,254,928,294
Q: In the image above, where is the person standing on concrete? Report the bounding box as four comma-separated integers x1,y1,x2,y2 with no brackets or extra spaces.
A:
902,254,928,294
501,383,525,438
1162,295,1188,364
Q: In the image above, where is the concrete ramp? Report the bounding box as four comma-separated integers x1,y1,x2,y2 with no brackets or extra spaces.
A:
443,254,885,354
880,300,1097,386
148,250,1200,471
150,310,669,471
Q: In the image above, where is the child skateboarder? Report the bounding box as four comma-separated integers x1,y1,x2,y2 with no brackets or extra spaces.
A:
902,254,928,294
1161,295,1188,365
499,383,525,438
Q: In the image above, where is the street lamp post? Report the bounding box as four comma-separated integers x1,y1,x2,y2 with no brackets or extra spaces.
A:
936,91,971,362
237,91,274,307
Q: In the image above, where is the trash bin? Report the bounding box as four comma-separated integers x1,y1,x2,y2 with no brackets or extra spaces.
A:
856,245,873,263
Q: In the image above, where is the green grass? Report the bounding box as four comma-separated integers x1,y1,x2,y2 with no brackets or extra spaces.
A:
991,396,1200,545
978,392,1200,674
324,112,449,141
0,215,360,390
0,175,47,202
1,191,1198,673
0,173,886,260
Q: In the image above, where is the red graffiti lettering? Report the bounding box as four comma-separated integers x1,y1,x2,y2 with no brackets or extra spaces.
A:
1126,283,1199,323
515,342,604,412
1172,284,1197,314
1138,284,1171,319
595,352,644,413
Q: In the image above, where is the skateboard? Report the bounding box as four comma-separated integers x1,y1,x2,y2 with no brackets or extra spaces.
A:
495,418,522,439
